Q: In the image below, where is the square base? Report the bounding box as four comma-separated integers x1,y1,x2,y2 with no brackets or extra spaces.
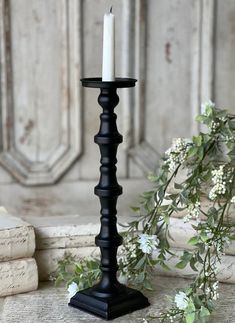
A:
69,286,150,320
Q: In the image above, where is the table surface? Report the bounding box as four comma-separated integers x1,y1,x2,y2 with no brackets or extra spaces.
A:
0,276,234,323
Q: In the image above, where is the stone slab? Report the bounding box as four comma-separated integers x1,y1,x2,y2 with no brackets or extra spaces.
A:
22,215,127,250
0,277,234,322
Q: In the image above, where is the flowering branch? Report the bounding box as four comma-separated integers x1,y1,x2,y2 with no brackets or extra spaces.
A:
54,102,235,323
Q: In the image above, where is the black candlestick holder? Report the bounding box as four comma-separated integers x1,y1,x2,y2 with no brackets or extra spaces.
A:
69,77,150,320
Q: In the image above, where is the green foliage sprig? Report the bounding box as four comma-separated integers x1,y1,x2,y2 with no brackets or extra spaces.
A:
53,255,101,291
54,102,235,323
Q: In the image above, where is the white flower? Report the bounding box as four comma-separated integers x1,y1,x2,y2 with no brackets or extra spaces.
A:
184,201,201,222
143,319,148,323
174,291,189,310
138,234,159,254
210,120,221,133
165,138,189,172
118,274,128,284
201,100,215,113
211,281,219,300
209,165,226,200
67,282,78,297
231,196,235,203
213,281,219,290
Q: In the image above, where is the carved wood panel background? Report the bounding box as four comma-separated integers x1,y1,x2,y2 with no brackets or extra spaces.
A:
0,0,82,185
0,0,234,186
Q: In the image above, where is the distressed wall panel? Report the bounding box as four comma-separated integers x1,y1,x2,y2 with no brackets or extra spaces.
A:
144,0,196,154
0,0,234,187
214,0,235,113
129,0,216,176
0,0,82,185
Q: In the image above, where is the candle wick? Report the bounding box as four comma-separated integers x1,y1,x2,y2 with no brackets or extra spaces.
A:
110,6,112,13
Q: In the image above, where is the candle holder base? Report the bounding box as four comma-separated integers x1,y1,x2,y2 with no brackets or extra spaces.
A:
69,285,150,320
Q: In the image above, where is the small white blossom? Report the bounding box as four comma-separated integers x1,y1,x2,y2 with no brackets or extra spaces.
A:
184,201,201,222
209,166,226,200
143,319,148,323
174,291,189,310
231,196,235,203
212,281,219,300
118,274,128,284
165,138,189,172
201,100,215,113
213,281,219,290
225,135,234,143
210,120,220,133
67,281,78,297
138,234,159,254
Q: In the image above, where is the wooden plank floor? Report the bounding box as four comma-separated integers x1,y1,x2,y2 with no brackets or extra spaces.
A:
0,276,234,322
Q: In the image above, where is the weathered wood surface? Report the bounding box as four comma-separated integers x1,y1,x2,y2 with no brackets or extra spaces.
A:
0,0,82,185
0,277,234,322
0,179,149,218
1,0,234,185
215,0,235,113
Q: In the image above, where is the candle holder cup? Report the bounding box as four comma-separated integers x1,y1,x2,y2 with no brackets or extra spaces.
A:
69,77,150,320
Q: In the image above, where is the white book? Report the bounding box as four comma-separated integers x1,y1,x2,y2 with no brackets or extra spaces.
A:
0,207,35,261
168,217,235,255
22,215,97,250
22,214,125,250
154,248,235,284
167,170,235,220
0,258,38,297
35,246,99,281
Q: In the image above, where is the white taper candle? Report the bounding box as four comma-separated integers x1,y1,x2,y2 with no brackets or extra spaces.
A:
102,7,115,81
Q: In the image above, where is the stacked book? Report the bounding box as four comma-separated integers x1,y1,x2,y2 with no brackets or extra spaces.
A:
155,217,235,283
0,207,38,296
155,171,235,283
22,215,99,281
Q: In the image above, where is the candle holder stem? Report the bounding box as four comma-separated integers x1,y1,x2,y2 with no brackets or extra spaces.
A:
69,78,150,320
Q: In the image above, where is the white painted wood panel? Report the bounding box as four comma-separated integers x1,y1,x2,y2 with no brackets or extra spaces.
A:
0,0,82,185
0,0,234,189
145,0,197,154
11,0,63,162
214,0,235,114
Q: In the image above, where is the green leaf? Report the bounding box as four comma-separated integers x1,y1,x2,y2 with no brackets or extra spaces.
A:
228,148,235,159
174,182,184,190
198,146,204,160
205,105,213,116
143,280,154,290
187,146,198,157
196,114,206,122
187,236,199,246
189,258,198,272
160,262,171,271
193,135,202,146
228,119,235,130
135,255,146,270
186,312,195,323
142,191,154,197
176,260,188,269
200,306,210,318
130,206,140,212
147,173,158,182
136,271,145,283
163,214,170,224
158,187,165,200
